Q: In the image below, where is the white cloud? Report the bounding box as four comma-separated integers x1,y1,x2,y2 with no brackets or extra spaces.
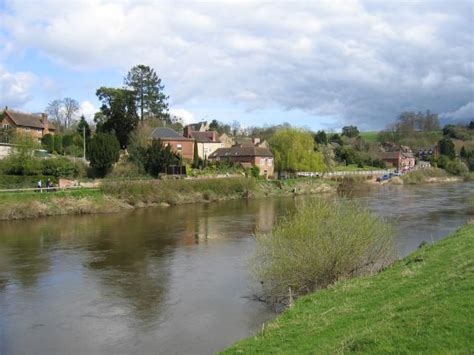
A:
79,100,98,121
441,102,474,121
1,0,473,128
169,108,195,125
0,66,37,108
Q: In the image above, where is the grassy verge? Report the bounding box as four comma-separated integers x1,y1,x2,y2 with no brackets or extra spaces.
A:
0,177,335,220
223,224,474,354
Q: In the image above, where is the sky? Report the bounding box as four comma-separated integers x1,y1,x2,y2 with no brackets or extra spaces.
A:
0,0,473,131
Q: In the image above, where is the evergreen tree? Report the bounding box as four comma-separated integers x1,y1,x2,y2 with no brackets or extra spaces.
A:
124,64,169,122
96,87,139,148
438,138,456,160
192,140,200,168
77,115,91,140
88,133,120,177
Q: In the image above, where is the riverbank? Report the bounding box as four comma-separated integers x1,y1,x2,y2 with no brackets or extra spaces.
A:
0,177,336,221
223,224,474,354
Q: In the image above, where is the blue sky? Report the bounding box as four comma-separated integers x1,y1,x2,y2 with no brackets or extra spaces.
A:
1,0,473,131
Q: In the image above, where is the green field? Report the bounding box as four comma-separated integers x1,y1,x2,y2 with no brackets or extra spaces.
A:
359,131,379,142
223,224,474,354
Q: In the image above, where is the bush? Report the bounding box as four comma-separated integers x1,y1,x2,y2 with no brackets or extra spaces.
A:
0,174,58,189
251,199,394,304
0,155,42,175
402,168,447,184
41,157,81,178
250,165,260,178
144,140,179,177
41,134,54,153
88,133,120,177
445,160,468,176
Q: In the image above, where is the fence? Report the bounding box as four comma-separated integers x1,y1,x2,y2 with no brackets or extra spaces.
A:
297,169,395,178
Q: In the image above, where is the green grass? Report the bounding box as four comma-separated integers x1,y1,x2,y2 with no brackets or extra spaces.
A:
359,131,379,142
334,164,384,172
223,224,474,354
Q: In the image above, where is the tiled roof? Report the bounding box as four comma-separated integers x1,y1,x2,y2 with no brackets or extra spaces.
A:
151,127,193,141
190,131,218,143
4,109,56,130
209,146,273,158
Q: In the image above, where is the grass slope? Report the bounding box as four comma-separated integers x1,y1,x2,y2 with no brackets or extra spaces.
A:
359,131,379,142
223,224,474,354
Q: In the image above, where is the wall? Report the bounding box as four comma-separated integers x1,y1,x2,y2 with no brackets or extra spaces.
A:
162,139,195,161
197,142,223,159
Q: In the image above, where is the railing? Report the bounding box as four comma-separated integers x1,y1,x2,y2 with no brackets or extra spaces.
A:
297,169,395,178
0,185,99,193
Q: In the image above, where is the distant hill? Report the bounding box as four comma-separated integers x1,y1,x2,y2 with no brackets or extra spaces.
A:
359,131,379,142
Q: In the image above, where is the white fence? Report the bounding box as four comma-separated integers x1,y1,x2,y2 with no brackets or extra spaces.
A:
297,169,394,178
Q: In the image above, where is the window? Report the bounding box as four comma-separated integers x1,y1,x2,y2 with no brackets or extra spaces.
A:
2,124,10,129
24,127,31,132
37,128,42,132
260,158,265,165
267,158,273,166
177,144,182,151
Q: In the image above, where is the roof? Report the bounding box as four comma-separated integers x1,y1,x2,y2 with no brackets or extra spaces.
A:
209,146,273,159
3,109,56,130
382,151,401,160
151,127,193,141
185,121,207,132
190,131,219,143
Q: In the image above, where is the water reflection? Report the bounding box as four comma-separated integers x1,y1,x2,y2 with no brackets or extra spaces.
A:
0,182,472,354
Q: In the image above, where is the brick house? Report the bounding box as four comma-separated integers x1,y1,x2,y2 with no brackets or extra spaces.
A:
381,144,416,170
151,127,195,161
1,108,56,143
208,144,274,177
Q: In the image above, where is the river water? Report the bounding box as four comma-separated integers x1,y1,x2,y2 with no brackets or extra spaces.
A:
0,182,472,354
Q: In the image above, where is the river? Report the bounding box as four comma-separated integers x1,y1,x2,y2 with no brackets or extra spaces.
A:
0,182,472,354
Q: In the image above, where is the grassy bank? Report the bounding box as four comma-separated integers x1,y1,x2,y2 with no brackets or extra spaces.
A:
0,177,335,220
223,224,474,354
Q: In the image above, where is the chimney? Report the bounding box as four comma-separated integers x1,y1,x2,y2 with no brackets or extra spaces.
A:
253,137,261,146
41,113,49,134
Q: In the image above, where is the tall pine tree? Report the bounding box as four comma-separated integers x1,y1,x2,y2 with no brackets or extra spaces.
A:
124,64,169,122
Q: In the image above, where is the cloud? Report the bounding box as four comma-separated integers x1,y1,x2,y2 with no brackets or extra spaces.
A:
1,0,473,129
169,108,195,125
440,101,474,121
79,100,98,121
0,66,37,107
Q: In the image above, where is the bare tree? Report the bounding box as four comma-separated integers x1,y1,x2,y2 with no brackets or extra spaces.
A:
63,97,79,129
45,97,79,131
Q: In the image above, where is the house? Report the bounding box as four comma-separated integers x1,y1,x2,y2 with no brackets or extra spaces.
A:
1,107,56,143
183,121,209,137
151,127,195,161
183,121,226,159
208,144,274,177
381,144,416,170
219,133,234,148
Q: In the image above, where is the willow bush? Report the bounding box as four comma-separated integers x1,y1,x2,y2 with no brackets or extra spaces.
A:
251,199,395,304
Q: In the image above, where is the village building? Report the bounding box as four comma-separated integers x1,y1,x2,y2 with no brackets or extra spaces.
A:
381,144,416,170
208,144,274,177
183,121,226,159
219,133,234,148
1,108,56,143
151,127,195,161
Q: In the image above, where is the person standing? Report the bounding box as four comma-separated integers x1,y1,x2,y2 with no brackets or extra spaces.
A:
37,179,42,193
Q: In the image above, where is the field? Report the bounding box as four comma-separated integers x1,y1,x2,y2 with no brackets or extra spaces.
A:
359,131,379,142
223,224,474,354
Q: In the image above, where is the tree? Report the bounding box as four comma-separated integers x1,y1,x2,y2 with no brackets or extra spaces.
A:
124,64,169,122
231,120,241,136
270,128,327,174
460,146,467,159
77,115,91,140
469,121,474,130
41,134,54,153
88,133,120,177
192,140,200,168
438,138,456,160
342,125,359,138
45,97,79,130
314,130,328,145
330,133,343,146
209,119,231,135
144,139,179,177
96,87,139,148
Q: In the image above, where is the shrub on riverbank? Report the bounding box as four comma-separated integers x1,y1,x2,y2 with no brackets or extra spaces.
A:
101,177,257,205
251,199,395,304
225,224,474,354
402,168,447,184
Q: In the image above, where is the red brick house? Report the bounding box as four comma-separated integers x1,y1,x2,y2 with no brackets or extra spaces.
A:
1,108,56,143
151,127,195,161
381,144,416,170
208,144,274,177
